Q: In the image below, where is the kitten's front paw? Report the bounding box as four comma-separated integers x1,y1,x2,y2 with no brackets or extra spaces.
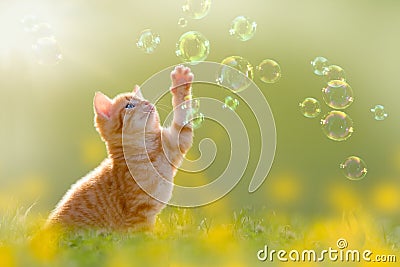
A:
170,65,194,94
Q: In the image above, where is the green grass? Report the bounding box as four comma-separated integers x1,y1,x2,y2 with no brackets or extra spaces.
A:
0,205,399,267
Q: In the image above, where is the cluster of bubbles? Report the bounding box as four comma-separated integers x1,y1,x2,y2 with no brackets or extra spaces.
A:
175,0,212,62
181,96,204,129
136,0,212,58
135,1,279,131
300,56,368,180
185,110,205,129
310,57,346,82
370,104,388,121
301,56,354,142
135,0,267,69
21,15,63,65
184,108,205,129
216,56,281,93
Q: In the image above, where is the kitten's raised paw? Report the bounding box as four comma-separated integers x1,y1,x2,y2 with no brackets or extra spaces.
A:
170,65,194,94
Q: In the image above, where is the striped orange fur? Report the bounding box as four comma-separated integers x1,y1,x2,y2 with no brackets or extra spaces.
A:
46,65,194,231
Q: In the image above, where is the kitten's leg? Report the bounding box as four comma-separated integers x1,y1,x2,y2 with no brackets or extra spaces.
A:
169,65,194,154
170,65,194,126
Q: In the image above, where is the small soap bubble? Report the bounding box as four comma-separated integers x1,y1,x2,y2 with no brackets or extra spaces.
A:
322,80,354,109
185,110,205,129
136,29,160,54
192,99,200,111
32,37,63,65
182,0,211,20
192,112,205,129
223,96,239,111
256,59,281,84
320,111,353,141
340,156,367,180
32,23,54,39
175,31,210,64
229,16,257,41
21,15,38,32
181,96,200,112
299,97,321,118
370,105,388,121
217,56,254,92
311,56,330,76
323,65,346,82
178,18,188,27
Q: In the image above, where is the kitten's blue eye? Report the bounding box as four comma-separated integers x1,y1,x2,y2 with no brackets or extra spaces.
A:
125,103,135,109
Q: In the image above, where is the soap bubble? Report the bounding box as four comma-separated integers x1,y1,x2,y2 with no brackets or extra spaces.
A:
185,110,205,129
311,56,329,76
223,96,239,111
32,23,54,39
217,56,254,92
370,105,388,121
178,18,188,27
32,37,63,65
323,65,346,82
136,29,160,54
320,111,353,141
229,16,257,41
340,156,367,180
182,0,211,20
256,59,281,84
181,96,200,112
176,31,210,64
21,15,38,32
192,112,205,129
322,80,354,109
299,97,321,118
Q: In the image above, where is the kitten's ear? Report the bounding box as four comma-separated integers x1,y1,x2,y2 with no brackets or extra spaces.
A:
133,85,144,99
94,92,112,119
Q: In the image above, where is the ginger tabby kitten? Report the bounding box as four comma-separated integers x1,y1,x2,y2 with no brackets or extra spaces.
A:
47,65,194,231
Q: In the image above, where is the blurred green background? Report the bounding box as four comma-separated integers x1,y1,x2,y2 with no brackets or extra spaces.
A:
0,0,399,222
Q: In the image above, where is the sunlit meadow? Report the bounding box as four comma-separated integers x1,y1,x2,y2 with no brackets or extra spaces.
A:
1,0,400,266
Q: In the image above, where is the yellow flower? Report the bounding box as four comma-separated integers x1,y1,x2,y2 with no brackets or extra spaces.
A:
371,182,400,214
328,184,361,211
265,172,302,204
29,226,61,262
0,246,16,267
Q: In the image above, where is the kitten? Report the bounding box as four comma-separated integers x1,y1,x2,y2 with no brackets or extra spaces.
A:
46,65,194,231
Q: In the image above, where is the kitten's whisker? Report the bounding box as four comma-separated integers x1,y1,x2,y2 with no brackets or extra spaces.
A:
154,104,170,112
155,104,171,110
155,107,169,113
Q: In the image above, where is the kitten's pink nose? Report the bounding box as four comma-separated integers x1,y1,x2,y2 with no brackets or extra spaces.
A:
143,101,155,112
